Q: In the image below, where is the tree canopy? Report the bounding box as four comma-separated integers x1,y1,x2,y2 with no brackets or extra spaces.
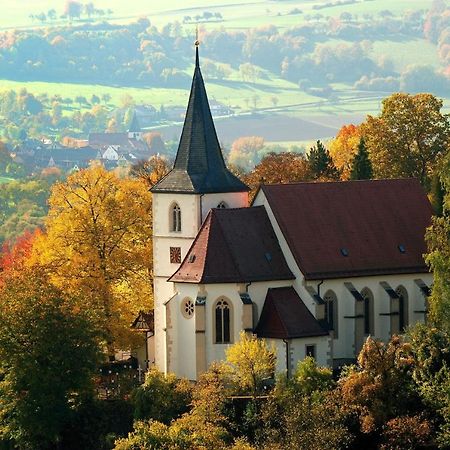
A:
361,93,450,189
30,165,153,353
0,267,101,449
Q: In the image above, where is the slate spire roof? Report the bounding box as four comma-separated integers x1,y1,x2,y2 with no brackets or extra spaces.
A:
128,111,141,133
152,46,248,194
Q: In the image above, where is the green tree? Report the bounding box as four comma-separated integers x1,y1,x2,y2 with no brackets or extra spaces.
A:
132,368,192,424
350,138,373,180
426,155,450,333
0,267,101,449
361,93,450,189
307,140,340,180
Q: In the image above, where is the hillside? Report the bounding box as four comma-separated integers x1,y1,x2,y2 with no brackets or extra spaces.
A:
0,0,448,146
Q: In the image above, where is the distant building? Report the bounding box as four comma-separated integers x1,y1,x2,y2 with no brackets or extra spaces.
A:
89,112,151,160
31,145,99,170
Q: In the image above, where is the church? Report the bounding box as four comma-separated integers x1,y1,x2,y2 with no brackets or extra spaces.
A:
149,45,433,380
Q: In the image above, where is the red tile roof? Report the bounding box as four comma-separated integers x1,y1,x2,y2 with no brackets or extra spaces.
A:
262,179,433,280
169,206,294,284
255,287,328,339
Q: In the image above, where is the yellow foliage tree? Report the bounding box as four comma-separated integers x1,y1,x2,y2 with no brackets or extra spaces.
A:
328,124,361,180
225,332,276,395
30,165,153,354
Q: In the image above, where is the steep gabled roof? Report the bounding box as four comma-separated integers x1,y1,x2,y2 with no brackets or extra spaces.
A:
152,47,248,194
169,206,294,284
128,112,141,133
255,287,328,339
262,178,433,280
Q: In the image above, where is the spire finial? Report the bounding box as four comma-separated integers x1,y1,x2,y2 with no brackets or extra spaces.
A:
194,25,200,68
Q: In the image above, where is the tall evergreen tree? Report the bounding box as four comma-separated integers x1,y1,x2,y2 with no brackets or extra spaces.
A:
350,138,373,180
307,140,340,180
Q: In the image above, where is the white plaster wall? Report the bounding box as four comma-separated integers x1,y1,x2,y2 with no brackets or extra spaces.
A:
103,146,119,160
153,192,201,372
170,280,331,379
253,189,432,363
168,284,199,380
201,192,248,222
269,336,329,374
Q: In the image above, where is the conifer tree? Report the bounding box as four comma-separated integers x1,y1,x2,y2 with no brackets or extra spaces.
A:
307,140,340,180
350,138,373,180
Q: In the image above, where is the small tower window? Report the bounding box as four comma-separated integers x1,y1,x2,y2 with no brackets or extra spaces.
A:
215,299,231,344
171,203,181,232
217,201,228,209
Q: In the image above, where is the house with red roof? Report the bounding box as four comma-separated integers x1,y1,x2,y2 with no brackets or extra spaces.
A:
149,45,432,380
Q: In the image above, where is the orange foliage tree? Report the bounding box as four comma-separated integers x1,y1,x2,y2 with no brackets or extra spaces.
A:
30,165,153,353
328,124,362,180
244,152,312,200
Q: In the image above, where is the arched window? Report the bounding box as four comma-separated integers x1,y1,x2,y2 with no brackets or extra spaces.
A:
323,290,338,339
171,203,181,232
361,288,374,335
217,201,228,209
215,298,231,344
396,285,409,332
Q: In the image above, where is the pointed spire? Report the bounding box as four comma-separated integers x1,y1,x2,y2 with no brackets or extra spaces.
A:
128,110,141,133
152,41,248,194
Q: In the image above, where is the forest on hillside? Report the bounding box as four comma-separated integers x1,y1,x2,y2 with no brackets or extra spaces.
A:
0,4,448,92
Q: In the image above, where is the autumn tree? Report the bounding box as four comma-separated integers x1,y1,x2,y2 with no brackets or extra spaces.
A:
258,358,349,450
361,93,450,189
307,140,340,180
142,132,166,154
329,124,361,179
31,165,153,354
244,151,312,200
225,332,276,396
338,336,427,446
0,267,101,449
350,138,373,180
130,155,171,188
0,229,41,275
228,136,265,171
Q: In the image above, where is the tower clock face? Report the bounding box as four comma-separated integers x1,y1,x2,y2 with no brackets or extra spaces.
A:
170,247,181,264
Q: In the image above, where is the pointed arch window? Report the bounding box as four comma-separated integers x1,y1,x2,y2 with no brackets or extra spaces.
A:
361,288,374,335
324,290,338,339
215,299,231,344
217,201,228,209
396,286,409,332
171,203,181,232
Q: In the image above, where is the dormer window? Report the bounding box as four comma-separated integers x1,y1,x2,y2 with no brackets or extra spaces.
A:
217,201,228,209
171,204,181,232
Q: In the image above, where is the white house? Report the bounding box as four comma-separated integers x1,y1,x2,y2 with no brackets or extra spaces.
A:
149,45,433,381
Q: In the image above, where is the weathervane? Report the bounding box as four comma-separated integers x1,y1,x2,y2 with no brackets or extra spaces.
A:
195,24,200,47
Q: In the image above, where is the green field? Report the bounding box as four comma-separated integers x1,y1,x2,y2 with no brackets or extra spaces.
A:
0,176,14,184
0,0,434,30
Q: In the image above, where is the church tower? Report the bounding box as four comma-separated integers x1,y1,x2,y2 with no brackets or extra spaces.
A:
151,43,249,373
128,111,143,140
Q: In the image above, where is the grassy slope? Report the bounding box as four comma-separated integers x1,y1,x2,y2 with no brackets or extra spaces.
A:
0,0,447,146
